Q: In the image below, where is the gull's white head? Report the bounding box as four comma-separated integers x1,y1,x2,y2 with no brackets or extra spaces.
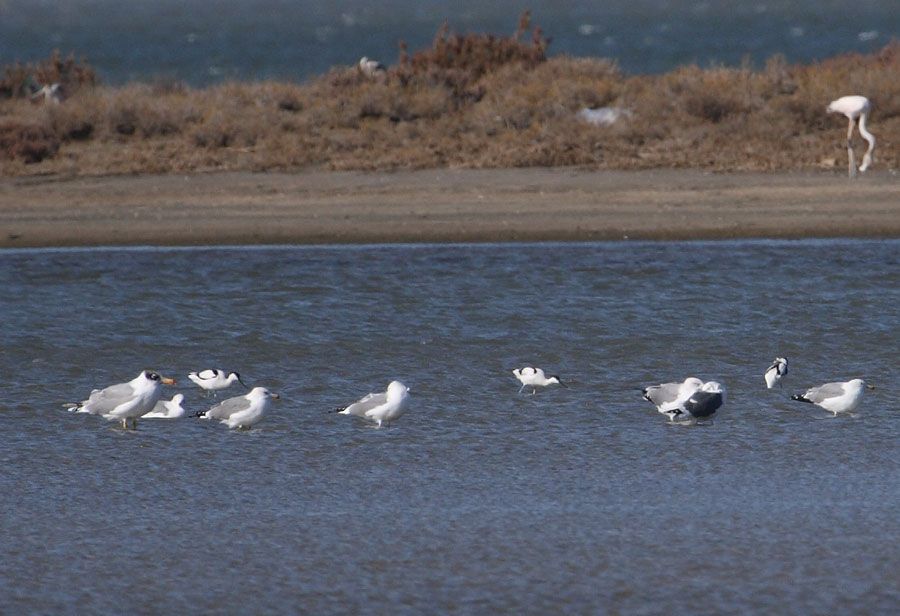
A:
387,380,410,400
248,387,280,400
849,378,874,391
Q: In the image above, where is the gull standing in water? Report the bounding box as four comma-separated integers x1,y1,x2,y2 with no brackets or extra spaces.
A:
334,381,410,428
144,393,187,419
764,357,789,389
642,377,704,414
791,379,873,415
188,369,247,396
512,367,563,394
73,370,176,429
662,381,726,423
195,387,280,429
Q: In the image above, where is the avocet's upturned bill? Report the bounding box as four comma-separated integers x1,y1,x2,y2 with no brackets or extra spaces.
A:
765,357,789,389
791,378,873,415
73,370,176,429
513,367,563,394
334,380,410,428
195,387,280,429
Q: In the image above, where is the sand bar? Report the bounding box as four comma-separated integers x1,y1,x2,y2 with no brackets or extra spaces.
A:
0,169,897,247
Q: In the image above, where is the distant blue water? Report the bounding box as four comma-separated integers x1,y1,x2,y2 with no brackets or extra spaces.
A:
1,1,897,85
1,240,898,613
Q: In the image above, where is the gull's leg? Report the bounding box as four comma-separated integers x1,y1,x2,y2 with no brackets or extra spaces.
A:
518,384,526,394
121,418,128,429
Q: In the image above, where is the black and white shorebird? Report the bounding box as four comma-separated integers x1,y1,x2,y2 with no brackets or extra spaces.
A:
194,387,280,429
71,370,177,429
512,367,563,394
764,357,789,389
358,56,387,79
333,380,410,428
791,378,873,415
642,377,704,414
188,369,247,396
662,381,726,423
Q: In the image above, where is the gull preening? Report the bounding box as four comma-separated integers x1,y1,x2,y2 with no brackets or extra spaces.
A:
358,56,386,79
195,387,280,429
72,370,176,429
334,380,410,428
642,377,704,414
827,95,876,178
662,381,726,423
513,367,563,394
765,357,789,389
791,378,873,415
188,369,247,395
144,393,186,419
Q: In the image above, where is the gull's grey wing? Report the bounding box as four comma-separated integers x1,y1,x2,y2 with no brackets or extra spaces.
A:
341,392,386,417
642,382,680,407
82,382,136,415
205,395,251,420
683,391,723,418
802,382,847,404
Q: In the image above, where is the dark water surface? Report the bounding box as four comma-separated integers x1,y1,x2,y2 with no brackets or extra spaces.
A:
1,1,897,84
1,240,898,613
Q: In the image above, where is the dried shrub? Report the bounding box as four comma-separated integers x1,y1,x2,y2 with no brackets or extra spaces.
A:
0,50,97,99
0,121,60,162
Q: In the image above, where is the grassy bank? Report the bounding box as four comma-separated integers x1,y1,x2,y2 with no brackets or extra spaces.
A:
1,17,898,177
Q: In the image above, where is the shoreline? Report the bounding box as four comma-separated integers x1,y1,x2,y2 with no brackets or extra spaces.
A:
1,168,898,248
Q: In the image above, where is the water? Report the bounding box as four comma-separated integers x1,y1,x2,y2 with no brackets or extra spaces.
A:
1,1,897,85
1,240,898,613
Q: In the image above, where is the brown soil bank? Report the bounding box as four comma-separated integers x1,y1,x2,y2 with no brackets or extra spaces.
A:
1,169,897,247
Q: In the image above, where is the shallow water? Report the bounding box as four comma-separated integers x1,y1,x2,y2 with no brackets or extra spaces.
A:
1,1,897,84
1,240,898,613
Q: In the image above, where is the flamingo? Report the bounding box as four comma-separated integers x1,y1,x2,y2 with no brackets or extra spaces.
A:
826,95,875,178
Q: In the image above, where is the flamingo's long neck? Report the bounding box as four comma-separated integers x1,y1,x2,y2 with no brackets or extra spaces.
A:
858,112,876,171
857,112,876,152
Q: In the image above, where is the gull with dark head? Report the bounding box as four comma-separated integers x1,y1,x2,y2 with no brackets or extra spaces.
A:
334,380,410,428
73,370,176,429
764,357,789,389
194,387,280,429
791,378,873,415
513,367,563,395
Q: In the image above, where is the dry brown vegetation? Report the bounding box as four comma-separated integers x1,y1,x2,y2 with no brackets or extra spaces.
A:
1,15,897,176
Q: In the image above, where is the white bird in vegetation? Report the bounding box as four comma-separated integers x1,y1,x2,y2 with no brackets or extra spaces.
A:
30,83,62,104
358,56,386,79
827,95,875,178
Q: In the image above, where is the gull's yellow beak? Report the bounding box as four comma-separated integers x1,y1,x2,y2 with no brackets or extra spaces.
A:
161,377,176,385
270,393,281,400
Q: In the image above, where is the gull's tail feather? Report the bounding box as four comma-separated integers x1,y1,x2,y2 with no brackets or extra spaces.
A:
191,410,208,418
791,394,812,404
330,407,346,414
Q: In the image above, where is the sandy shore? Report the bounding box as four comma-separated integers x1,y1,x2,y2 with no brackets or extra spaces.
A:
1,169,898,247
